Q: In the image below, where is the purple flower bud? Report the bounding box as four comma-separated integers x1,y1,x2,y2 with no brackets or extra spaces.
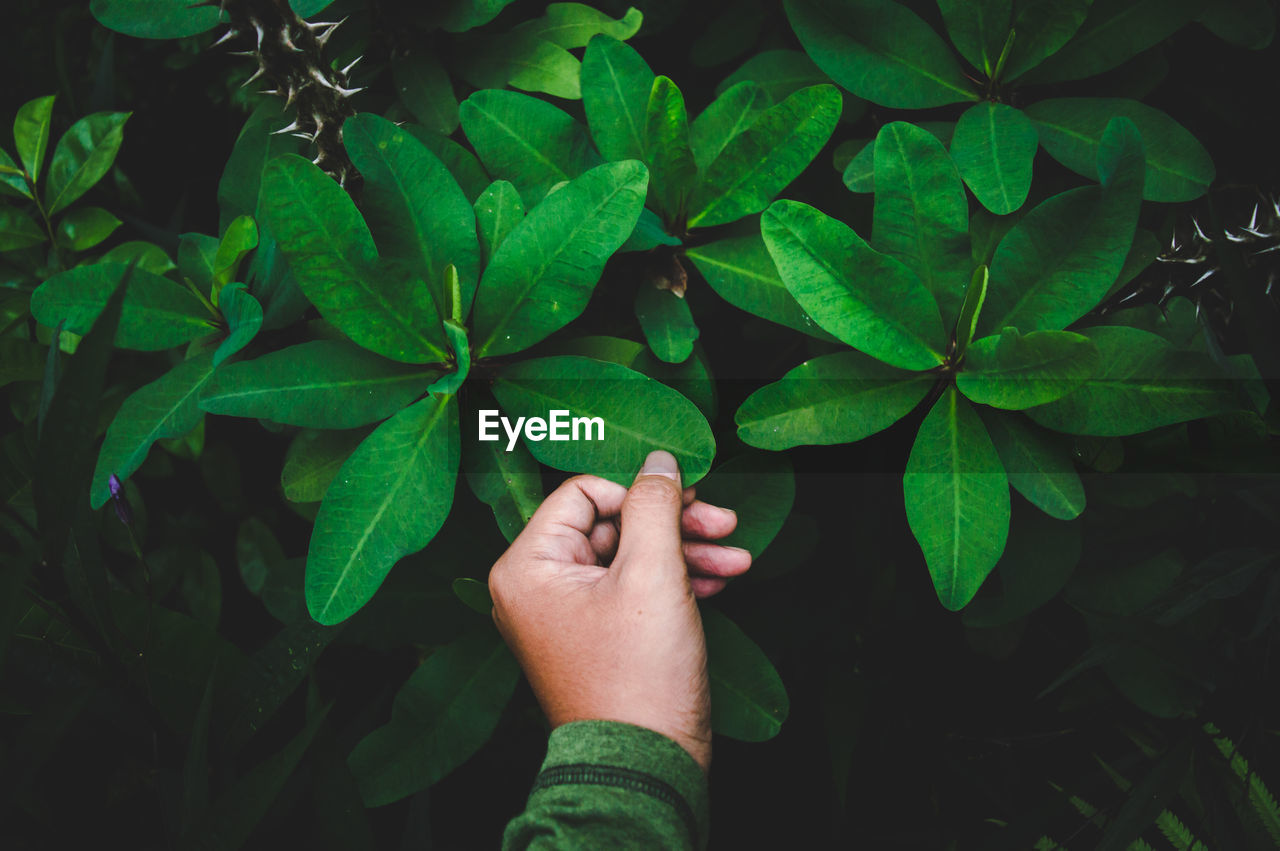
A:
107,473,132,525
108,474,123,498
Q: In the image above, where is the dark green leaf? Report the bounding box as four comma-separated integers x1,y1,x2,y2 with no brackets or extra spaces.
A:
548,335,719,421
464,407,543,542
688,84,841,228
635,285,698,363
620,206,680,252
0,206,46,252
871,121,971,325
212,283,262,367
958,328,1101,409
950,102,1037,215
401,126,491,203
980,117,1144,334
91,0,224,38
1025,325,1242,436
1198,0,1276,49
644,76,697,223
344,113,480,321
954,265,988,357
392,52,459,135
936,0,1011,76
473,179,524,270
903,387,1010,611
962,508,1080,627
348,628,519,805
437,0,517,32
686,232,834,340
581,35,654,163
980,410,1085,520
200,340,437,429
55,206,122,251
280,428,369,504
31,263,217,350
736,350,933,449
260,154,447,363
0,147,30,198
689,81,767,172
451,577,493,614
306,394,459,625
472,160,648,358
762,199,946,369
716,49,831,106
1001,0,1090,80
691,452,795,557
43,112,130,215
0,339,45,387
1103,228,1162,302
491,355,716,484
90,353,216,509
784,0,977,108
14,95,55,182
704,609,789,741
1096,740,1194,851
459,89,600,207
217,98,302,232
1026,98,1215,202
179,232,219,291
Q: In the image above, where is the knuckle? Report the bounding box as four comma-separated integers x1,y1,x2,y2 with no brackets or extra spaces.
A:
627,475,683,507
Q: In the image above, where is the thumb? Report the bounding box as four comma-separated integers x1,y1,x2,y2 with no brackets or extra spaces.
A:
615,450,686,580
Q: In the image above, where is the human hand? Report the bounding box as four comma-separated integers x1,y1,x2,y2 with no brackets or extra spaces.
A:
488,450,751,773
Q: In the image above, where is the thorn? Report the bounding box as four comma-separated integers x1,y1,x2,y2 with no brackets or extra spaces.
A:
1241,226,1268,238
335,86,365,98
340,55,363,77
241,66,267,88
1225,229,1248,243
301,19,342,32
212,28,239,47
1253,242,1280,256
393,120,406,127
1266,273,1275,297
280,29,303,53
251,18,265,49
1161,283,1176,300
272,119,303,136
228,50,255,57
1117,290,1142,305
312,153,324,166
1249,203,1260,230
291,132,313,140
309,66,339,91
1190,268,1217,288
1191,217,1212,242
1169,232,1180,253
315,17,348,47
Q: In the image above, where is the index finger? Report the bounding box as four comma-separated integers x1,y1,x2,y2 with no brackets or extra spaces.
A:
521,474,629,539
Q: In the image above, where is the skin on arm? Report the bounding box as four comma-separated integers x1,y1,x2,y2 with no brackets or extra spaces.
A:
488,450,751,772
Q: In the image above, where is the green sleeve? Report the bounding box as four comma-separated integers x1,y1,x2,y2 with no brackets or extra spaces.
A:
502,720,710,850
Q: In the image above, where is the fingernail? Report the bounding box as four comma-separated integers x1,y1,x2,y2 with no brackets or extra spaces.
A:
639,450,680,482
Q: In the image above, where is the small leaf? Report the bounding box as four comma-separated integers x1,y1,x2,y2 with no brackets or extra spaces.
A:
644,76,697,224
736,350,933,449
950,102,1037,215
0,206,46,252
635,285,698,364
211,215,258,301
958,328,1101,410
14,95,56,182
472,160,648,358
55,206,122,251
980,410,1086,520
954,265,989,357
392,52,459,135
704,609,789,741
306,394,460,625
44,111,130,216
200,340,438,429
688,84,841,228
581,35,654,163
212,283,262,367
690,81,767,171
89,354,217,509
784,0,977,108
31,263,217,350
491,355,716,485
0,147,32,197
691,452,795,557
451,578,493,614
473,179,525,269
903,387,1010,610
762,199,946,370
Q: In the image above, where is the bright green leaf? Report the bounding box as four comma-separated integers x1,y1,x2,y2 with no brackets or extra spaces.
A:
0,147,32,197
842,121,954,194
55,206,122,252
903,387,1010,611
14,95,55,182
474,179,525,269
516,3,642,48
704,609,789,741
44,112,130,216
958,328,1101,409
212,283,262,367
211,215,258,303
954,266,989,357
581,35,654,164
980,410,1086,520
459,32,583,99
644,76,697,224
635,285,698,363
306,394,460,625
950,102,1037,215
690,81,767,172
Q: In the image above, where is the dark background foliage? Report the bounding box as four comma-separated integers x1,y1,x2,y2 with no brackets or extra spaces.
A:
3,1,1279,848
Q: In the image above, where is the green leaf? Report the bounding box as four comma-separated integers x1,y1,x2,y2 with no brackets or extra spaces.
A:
0,206,46,252
549,335,719,421
43,112,130,216
762,199,946,370
259,154,447,364
474,179,525,269
452,577,493,614
55,206,122,251
212,283,262,367
841,121,954,194
1026,98,1215,202
620,206,679,253
903,387,1010,611
200,340,438,429
31,263,217,350
581,35,654,164
980,410,1085,520
217,99,302,231
14,95,55,182
425,319,470,397
516,3,642,48
0,339,45,388
736,350,932,449
348,628,519,806
686,232,834,340
392,52,459,136
783,0,977,108
962,508,1081,627
0,147,33,197
871,121,971,326
211,215,258,302
472,160,648,358
459,32,583,100
950,102,1037,215
1025,326,1242,436
715,49,831,106
691,452,795,558
491,355,716,485
954,266,989,357
690,81,767,172
1001,0,1090,80
1018,0,1207,84
1103,229,1161,302
635,285,698,363
344,113,480,322
704,609,789,741
437,0,517,32
89,353,217,509
178,232,219,293
90,0,224,38
688,84,841,228
281,428,369,504
958,328,1101,410
401,127,490,203
1198,0,1276,49
980,118,1144,335
464,404,543,542
644,76,697,224
936,0,1011,76
1097,741,1194,851
306,394,460,625
459,89,600,207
